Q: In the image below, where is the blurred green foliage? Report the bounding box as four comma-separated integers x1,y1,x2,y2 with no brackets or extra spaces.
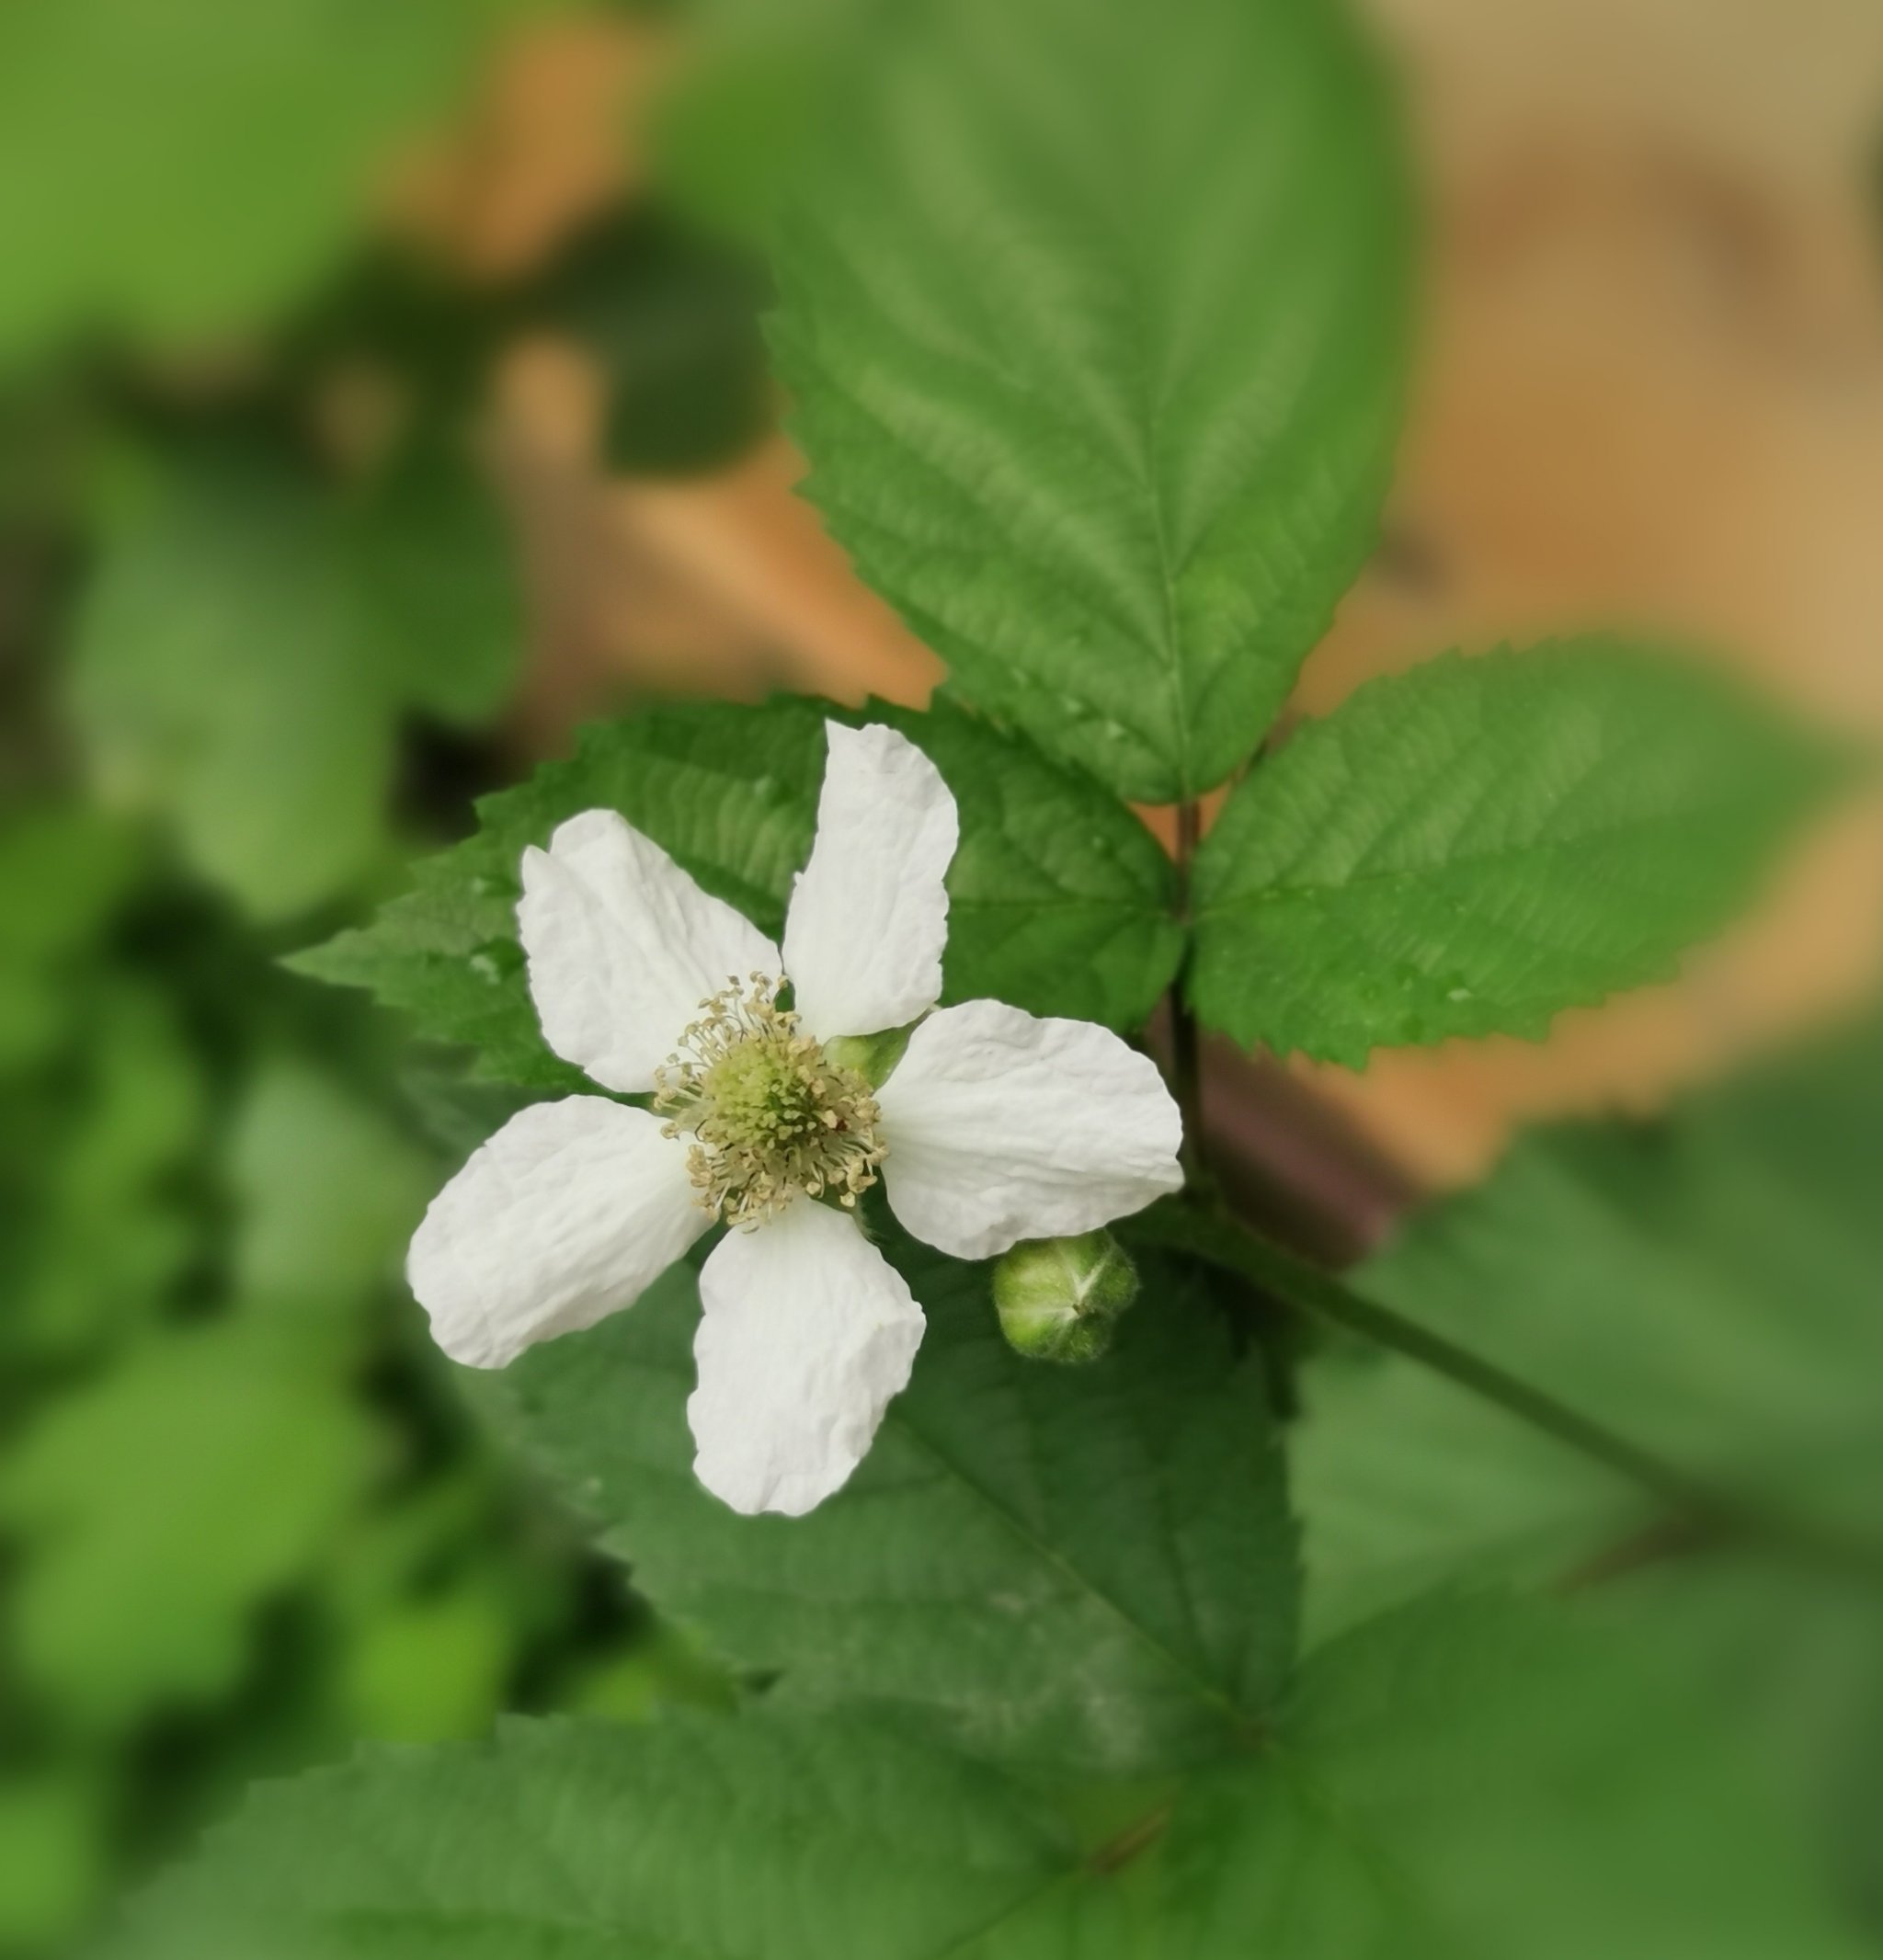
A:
1297,1011,1883,1641
72,433,521,919
1289,1010,1883,1941
0,4,770,1951
0,804,657,1954
0,0,500,363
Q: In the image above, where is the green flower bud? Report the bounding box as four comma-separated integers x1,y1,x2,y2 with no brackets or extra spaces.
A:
992,1230,1138,1364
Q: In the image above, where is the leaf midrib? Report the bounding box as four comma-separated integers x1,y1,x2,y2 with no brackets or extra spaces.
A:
885,1406,1266,1740
1114,212,1194,800
1199,790,1775,917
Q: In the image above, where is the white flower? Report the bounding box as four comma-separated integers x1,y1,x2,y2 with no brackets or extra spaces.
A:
408,722,1184,1516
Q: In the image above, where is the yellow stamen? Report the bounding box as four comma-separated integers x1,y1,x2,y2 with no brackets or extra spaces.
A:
654,974,886,1228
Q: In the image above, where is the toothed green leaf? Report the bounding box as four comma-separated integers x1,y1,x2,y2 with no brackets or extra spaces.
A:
293,697,1182,1089
772,0,1409,800
499,1230,1297,1779
1192,644,1835,1065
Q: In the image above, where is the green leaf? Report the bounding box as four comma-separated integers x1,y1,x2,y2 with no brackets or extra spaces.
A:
0,0,492,366
291,696,834,1095
1293,1015,1883,1642
0,1772,109,1951
543,211,773,476
0,808,139,1071
71,436,523,919
1191,644,1836,1065
1117,1594,1862,1960
500,1229,1296,1778
1597,1557,1883,1932
228,1058,431,1311
293,695,1181,1089
348,441,524,727
0,1317,377,1730
331,1577,519,1746
116,1601,1856,1959
900,700,1184,1027
8,981,206,1363
119,1710,1081,1960
395,1059,537,1161
771,0,1409,801
651,23,829,246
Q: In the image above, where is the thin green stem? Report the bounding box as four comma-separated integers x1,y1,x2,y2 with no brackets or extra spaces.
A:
1130,1200,1883,1586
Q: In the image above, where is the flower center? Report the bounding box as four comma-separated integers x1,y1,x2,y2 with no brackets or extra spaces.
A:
654,974,886,1228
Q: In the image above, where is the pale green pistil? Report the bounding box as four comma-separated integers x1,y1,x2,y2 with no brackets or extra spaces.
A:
655,975,885,1228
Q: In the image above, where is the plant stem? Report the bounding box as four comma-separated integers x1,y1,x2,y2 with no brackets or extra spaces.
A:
1131,1201,1883,1585
1169,799,1206,1183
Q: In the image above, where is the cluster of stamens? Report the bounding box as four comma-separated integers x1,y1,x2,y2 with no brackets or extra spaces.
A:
654,974,886,1228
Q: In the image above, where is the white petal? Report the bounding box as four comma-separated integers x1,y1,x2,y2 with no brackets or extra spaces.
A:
519,809,781,1095
782,722,958,1042
689,1201,925,1516
877,999,1185,1259
408,1098,707,1369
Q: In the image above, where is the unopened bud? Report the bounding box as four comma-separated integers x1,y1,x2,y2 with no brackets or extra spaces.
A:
992,1230,1138,1363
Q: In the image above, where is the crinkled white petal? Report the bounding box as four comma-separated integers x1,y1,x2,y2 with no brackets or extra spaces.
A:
408,1098,707,1369
519,809,780,1095
689,1200,926,1516
876,999,1185,1260
782,722,958,1042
